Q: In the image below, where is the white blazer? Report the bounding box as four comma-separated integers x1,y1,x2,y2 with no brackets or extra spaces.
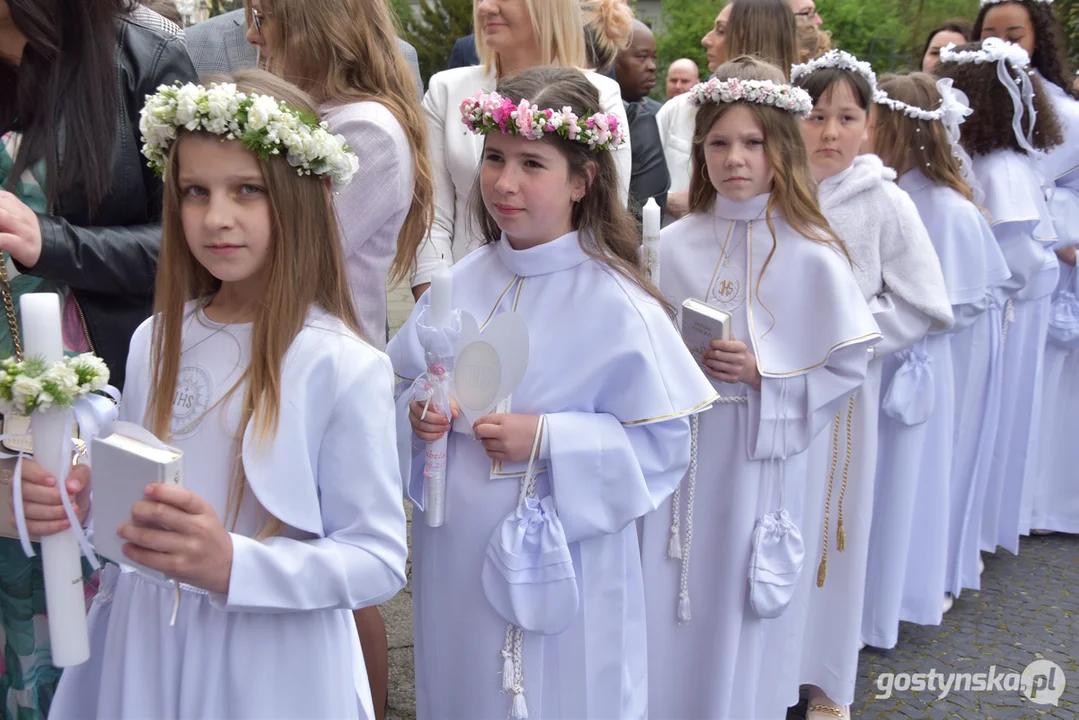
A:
412,65,632,287
655,92,696,194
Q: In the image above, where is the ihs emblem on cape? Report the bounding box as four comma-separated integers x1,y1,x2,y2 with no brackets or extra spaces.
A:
709,264,745,311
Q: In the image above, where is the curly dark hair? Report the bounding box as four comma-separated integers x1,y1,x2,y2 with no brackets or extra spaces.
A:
974,0,1077,98
933,42,1062,157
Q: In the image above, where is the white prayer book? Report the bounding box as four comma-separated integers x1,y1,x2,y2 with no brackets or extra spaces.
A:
681,298,733,368
91,426,183,578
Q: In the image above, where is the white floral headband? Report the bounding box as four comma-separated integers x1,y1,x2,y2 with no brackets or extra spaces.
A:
940,38,1039,154
459,91,627,151
873,78,983,202
790,50,878,93
139,82,360,187
980,0,1051,6
686,77,814,117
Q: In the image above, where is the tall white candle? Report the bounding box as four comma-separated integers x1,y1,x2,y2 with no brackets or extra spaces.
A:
642,197,661,284
20,293,90,667
430,260,452,330
424,260,452,528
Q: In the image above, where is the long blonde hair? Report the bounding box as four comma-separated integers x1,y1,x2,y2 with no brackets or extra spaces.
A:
148,71,362,537
248,0,433,284
475,0,588,76
873,73,974,202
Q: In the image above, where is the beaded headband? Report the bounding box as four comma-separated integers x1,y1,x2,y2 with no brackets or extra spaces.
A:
686,77,814,117
459,91,627,152
790,50,878,93
139,82,359,186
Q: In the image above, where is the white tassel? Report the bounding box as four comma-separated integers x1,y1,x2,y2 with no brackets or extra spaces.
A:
667,529,682,559
678,592,691,622
511,690,529,718
501,651,514,692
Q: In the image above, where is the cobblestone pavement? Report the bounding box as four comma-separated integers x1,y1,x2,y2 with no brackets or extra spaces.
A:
384,284,1078,720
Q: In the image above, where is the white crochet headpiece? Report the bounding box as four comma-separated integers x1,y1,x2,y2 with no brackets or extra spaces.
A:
790,50,878,94
940,37,1039,154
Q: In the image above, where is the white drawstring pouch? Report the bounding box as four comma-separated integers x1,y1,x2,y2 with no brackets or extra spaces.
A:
747,508,805,619
481,494,579,635
881,346,934,426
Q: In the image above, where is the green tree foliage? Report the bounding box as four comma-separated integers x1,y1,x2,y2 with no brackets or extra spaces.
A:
655,0,716,83
207,0,244,16
397,0,475,85
1058,0,1079,70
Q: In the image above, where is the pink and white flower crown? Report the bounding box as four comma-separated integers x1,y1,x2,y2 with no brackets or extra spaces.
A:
980,0,1050,6
687,77,814,117
459,91,627,152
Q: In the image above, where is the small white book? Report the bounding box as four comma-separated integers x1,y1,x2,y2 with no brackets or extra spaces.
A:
682,298,733,368
91,421,183,578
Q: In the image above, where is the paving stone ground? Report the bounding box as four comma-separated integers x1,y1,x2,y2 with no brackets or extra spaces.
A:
383,283,1078,720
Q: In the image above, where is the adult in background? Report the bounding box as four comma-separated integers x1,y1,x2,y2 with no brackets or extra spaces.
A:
0,0,195,714
657,0,798,219
614,19,669,217
920,20,971,72
789,0,822,26
797,23,831,63
244,0,434,716
665,57,700,100
447,33,480,69
189,7,423,96
141,0,184,27
412,0,631,298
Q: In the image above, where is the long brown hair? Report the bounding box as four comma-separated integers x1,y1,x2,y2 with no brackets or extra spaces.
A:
148,70,362,536
726,0,799,81
249,0,432,284
873,73,973,202
468,66,672,316
689,57,846,257
933,42,1062,156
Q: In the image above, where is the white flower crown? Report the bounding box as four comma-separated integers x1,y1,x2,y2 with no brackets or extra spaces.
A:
939,37,1031,69
687,77,814,117
459,91,627,151
790,50,878,92
139,82,360,187
980,0,1051,6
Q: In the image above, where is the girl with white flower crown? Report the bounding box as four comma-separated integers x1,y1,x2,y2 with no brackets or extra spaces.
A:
757,50,953,720
640,55,879,720
23,70,408,720
860,72,1010,655
389,65,714,720
934,41,1064,557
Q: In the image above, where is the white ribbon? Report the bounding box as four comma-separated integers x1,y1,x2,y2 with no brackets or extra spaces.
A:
1,386,120,565
936,78,984,204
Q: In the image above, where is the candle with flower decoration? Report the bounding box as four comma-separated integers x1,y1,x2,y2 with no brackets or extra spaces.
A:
424,260,453,527
20,293,91,667
642,197,661,284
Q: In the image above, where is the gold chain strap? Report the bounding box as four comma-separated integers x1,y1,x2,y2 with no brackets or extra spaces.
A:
0,252,22,361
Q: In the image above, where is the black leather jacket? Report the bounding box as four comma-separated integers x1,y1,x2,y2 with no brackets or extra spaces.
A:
15,17,196,389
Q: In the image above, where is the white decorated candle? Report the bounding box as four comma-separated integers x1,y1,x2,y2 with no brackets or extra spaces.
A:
20,294,90,667
642,197,661,284
429,260,453,329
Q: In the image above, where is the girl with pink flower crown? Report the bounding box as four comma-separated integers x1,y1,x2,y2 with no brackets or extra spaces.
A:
389,66,714,720
641,56,880,720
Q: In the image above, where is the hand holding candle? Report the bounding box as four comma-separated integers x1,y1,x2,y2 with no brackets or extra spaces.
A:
20,293,91,667
423,260,453,527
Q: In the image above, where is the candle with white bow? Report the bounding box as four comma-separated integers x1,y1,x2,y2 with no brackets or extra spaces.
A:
20,293,90,667
642,197,661,284
423,260,453,527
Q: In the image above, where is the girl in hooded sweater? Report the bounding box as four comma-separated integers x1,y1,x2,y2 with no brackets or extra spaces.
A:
861,72,1011,652
935,39,1062,556
757,51,953,720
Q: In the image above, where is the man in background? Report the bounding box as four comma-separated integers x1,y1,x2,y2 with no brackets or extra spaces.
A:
447,33,479,69
789,0,823,26
616,20,661,114
664,57,699,100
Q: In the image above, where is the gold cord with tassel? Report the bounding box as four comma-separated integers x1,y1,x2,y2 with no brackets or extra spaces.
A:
835,395,856,552
817,408,842,588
